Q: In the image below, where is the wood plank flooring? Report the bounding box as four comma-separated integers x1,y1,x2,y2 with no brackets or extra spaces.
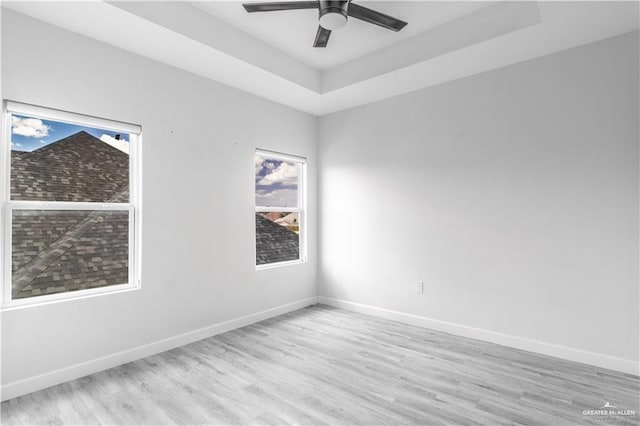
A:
2,304,639,425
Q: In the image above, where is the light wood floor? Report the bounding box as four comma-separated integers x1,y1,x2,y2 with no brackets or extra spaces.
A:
2,304,639,425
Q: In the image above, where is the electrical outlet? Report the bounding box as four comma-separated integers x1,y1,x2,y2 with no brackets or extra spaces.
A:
415,281,424,294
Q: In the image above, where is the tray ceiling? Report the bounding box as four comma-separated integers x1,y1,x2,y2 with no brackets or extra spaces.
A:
2,1,639,116
192,1,497,70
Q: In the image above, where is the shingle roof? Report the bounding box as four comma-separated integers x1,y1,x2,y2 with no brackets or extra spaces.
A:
11,131,129,202
10,131,130,299
255,214,300,265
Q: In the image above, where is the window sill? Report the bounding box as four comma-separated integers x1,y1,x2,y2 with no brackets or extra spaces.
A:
255,258,306,271
1,282,141,311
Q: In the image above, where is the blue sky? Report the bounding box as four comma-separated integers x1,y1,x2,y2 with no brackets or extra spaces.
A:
11,114,130,153
255,157,299,208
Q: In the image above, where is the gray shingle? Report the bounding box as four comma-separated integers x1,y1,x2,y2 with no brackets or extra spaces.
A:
255,214,300,265
11,131,129,203
11,131,130,299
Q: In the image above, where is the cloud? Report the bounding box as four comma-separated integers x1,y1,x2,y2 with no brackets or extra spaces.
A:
258,161,298,186
255,158,279,175
12,116,50,138
255,156,264,174
100,134,130,154
11,141,23,148
256,188,298,207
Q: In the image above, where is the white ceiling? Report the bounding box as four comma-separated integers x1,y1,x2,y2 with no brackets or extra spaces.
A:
2,1,639,116
192,1,498,70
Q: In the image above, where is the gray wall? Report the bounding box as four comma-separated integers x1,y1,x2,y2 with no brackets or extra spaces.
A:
318,31,639,363
1,10,317,387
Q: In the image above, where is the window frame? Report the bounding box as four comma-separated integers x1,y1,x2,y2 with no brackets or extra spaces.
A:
1,101,142,309
254,148,307,269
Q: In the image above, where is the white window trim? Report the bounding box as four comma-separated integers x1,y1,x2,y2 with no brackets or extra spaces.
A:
1,101,142,310
255,149,307,269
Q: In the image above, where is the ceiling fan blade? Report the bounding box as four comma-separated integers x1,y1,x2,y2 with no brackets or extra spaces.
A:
243,1,318,12
313,25,331,48
347,3,407,31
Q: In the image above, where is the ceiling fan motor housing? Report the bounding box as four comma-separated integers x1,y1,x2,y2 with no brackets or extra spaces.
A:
318,0,349,30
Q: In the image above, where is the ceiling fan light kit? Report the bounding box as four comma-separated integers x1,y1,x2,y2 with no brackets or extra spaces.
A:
242,0,407,48
318,0,348,31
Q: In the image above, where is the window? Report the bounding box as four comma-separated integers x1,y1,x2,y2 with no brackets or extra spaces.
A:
255,149,306,267
2,101,141,307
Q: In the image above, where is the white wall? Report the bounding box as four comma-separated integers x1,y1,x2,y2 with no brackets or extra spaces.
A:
319,32,639,366
0,9,317,391
1,7,638,398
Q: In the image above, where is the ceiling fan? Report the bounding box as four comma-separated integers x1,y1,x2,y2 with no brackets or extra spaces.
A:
242,0,408,48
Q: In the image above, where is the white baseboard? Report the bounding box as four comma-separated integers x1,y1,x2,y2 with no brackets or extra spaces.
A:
1,296,318,402
317,296,639,376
